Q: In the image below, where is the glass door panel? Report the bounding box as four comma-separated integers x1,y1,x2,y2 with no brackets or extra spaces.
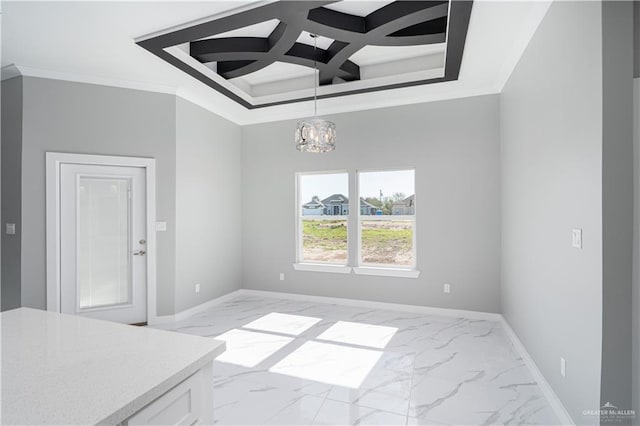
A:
77,177,132,310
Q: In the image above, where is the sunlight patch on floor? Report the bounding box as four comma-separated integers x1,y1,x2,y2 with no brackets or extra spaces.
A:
215,329,294,367
269,341,383,388
242,312,322,336
317,320,398,349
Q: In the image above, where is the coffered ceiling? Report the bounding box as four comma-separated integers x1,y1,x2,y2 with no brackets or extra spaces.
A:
1,1,552,124
136,1,472,109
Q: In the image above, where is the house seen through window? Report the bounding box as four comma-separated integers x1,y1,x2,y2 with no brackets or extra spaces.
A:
298,172,349,265
297,169,415,269
358,170,415,268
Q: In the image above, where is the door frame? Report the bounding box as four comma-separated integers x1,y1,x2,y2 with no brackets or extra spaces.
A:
46,152,158,323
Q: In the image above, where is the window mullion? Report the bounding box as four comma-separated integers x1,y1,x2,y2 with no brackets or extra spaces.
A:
348,170,359,268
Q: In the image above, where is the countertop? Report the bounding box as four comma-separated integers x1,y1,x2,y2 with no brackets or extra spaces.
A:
1,308,225,425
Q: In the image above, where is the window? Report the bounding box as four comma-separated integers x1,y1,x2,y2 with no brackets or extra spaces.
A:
295,169,418,277
358,169,416,268
297,172,348,265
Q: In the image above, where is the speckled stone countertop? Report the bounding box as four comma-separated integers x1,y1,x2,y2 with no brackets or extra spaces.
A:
1,308,225,425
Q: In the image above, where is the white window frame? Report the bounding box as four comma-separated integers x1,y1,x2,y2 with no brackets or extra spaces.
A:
294,170,352,274
354,168,419,278
294,168,420,278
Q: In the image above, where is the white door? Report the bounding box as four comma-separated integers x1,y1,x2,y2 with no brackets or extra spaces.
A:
60,163,147,324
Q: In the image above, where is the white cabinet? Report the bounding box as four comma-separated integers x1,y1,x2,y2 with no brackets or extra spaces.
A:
126,362,214,426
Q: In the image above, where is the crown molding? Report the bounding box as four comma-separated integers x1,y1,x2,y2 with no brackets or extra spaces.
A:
1,64,22,81
0,63,501,126
1,64,177,95
0,63,252,124
2,63,505,128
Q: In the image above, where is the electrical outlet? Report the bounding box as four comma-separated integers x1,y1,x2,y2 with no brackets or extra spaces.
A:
279,273,285,281
5,223,15,235
560,357,566,378
195,283,201,293
572,229,582,249
444,283,451,294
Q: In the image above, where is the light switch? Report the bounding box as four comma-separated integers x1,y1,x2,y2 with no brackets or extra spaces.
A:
572,229,582,249
155,221,167,232
5,223,15,235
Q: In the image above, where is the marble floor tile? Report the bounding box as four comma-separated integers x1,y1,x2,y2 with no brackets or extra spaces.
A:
312,399,407,425
317,321,399,349
243,312,323,336
263,394,326,425
409,375,515,423
371,350,416,373
327,386,411,416
151,294,560,426
214,383,319,425
225,368,334,398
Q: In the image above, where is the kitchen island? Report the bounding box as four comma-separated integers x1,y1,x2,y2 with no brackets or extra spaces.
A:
1,308,225,425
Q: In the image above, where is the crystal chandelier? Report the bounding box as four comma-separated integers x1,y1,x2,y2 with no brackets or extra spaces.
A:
295,34,336,153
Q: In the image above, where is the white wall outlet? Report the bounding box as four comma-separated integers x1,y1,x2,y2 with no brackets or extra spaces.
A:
155,221,167,232
5,223,16,235
571,228,582,249
279,273,285,281
444,283,451,294
195,283,201,293
560,357,566,378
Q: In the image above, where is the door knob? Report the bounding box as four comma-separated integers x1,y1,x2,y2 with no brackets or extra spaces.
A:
133,250,146,256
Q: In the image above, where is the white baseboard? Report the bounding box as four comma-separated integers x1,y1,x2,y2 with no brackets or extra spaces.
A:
236,289,502,321
501,317,575,426
148,290,243,325
148,314,176,325
152,288,501,324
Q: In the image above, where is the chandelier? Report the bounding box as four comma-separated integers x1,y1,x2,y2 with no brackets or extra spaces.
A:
295,34,336,153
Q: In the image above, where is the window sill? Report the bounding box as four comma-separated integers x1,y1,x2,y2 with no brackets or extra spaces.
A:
292,264,420,278
293,263,353,274
353,267,420,278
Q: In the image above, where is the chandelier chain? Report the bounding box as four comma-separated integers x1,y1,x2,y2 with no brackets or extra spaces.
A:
313,34,317,117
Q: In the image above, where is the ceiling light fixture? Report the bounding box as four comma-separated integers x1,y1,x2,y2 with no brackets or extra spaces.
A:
295,34,336,153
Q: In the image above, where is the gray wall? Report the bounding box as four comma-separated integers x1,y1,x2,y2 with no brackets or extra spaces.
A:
241,95,501,313
600,2,635,423
633,2,639,415
634,1,639,78
1,77,22,311
500,2,603,424
633,77,640,426
20,77,177,315
175,97,243,313
634,11,640,421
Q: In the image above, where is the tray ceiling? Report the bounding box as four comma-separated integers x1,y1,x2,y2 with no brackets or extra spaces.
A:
2,1,553,124
137,0,473,109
